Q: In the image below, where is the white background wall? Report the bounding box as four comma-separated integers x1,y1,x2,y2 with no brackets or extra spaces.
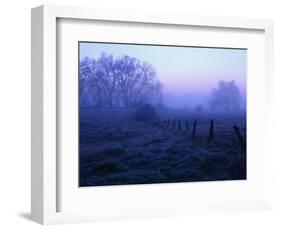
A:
0,0,280,229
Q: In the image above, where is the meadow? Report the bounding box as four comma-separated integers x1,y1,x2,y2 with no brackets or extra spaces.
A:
79,107,246,186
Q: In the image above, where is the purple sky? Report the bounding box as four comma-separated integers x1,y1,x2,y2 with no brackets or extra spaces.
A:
80,42,247,108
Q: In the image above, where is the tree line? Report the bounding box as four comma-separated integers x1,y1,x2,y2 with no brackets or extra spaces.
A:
80,53,163,108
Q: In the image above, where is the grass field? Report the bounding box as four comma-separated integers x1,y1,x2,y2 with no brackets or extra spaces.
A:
79,107,246,187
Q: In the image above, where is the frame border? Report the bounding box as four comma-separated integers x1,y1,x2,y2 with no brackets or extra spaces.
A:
31,4,274,224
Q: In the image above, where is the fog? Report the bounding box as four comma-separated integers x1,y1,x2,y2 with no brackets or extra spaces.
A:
163,86,246,111
163,92,208,109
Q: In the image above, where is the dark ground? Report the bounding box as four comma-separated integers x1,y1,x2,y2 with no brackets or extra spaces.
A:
79,107,246,187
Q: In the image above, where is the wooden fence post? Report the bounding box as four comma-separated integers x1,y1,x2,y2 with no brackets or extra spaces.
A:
192,119,197,137
185,121,189,131
207,119,214,143
233,125,246,149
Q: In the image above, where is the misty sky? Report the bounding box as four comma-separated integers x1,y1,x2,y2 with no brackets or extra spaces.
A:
79,42,247,108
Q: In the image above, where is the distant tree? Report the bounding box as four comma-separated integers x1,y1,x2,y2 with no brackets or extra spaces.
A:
195,104,203,113
79,53,163,108
209,80,241,111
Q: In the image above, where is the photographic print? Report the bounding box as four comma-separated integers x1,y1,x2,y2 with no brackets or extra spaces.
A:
79,42,247,187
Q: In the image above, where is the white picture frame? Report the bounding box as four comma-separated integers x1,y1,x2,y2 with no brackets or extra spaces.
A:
31,4,274,225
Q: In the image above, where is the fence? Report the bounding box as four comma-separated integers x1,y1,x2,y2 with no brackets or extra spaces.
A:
157,117,246,149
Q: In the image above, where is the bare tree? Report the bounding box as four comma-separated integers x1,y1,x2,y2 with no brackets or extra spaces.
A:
114,55,139,108
79,53,163,108
97,53,117,108
209,80,241,111
79,57,102,107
